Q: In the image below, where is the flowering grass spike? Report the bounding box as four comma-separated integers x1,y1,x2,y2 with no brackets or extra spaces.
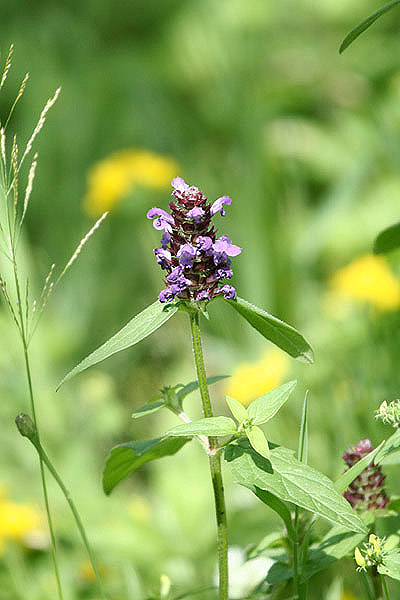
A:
147,177,242,303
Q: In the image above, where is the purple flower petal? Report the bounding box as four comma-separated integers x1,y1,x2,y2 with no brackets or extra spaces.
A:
154,248,172,269
147,207,174,232
195,290,209,301
177,243,196,268
213,236,242,257
220,285,236,299
196,236,213,252
159,288,176,303
210,195,232,217
171,177,189,192
161,232,171,247
187,207,205,223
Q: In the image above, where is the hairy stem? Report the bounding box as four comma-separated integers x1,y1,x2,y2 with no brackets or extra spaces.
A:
190,310,228,600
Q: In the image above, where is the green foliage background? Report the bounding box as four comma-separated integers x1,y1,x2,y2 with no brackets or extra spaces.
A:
1,0,400,598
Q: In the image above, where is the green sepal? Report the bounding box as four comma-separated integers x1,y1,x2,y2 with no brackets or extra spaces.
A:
132,400,167,419
225,296,314,364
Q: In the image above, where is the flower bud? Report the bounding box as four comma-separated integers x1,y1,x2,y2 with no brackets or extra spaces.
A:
15,413,38,444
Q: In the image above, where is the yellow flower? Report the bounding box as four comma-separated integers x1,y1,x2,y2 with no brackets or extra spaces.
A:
0,497,41,555
330,254,400,311
341,592,359,600
225,348,290,406
354,546,366,568
84,149,180,216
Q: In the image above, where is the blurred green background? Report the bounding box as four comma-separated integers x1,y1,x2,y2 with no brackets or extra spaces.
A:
1,0,400,598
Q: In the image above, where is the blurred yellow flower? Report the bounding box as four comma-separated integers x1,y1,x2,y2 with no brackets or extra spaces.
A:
84,149,180,216
330,254,400,311
225,348,290,406
0,496,41,555
341,592,359,600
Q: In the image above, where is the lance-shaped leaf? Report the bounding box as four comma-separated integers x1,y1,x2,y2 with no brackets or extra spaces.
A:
247,380,297,425
374,221,400,254
58,300,178,389
225,439,366,533
375,428,400,464
226,297,313,364
334,441,384,493
340,0,400,53
176,375,228,404
103,436,190,495
132,400,167,419
226,395,249,423
166,416,237,437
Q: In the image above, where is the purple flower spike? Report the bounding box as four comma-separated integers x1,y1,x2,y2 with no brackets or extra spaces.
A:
148,178,242,303
210,195,232,217
177,243,196,268
147,208,175,232
220,285,236,299
187,207,205,223
171,176,189,192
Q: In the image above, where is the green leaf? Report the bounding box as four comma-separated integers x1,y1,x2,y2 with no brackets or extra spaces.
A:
132,400,167,419
297,389,309,463
334,441,384,493
176,375,228,403
254,488,295,541
378,549,400,581
103,436,190,495
58,300,178,389
380,449,400,466
166,416,237,437
226,297,314,364
376,429,400,464
301,519,372,582
226,395,249,423
374,221,400,254
224,439,366,532
246,426,270,458
339,0,400,53
247,380,297,425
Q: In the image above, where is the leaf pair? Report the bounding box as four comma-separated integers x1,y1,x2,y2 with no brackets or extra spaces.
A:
226,380,297,458
131,376,228,420
58,296,313,390
165,381,297,460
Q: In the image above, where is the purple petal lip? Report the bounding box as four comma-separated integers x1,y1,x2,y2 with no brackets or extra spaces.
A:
220,285,236,299
213,236,242,257
196,236,213,251
210,195,232,216
147,207,173,220
187,207,205,222
171,176,189,192
195,290,209,301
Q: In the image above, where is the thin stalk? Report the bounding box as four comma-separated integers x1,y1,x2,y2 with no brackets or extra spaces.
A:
360,571,375,600
189,310,229,600
38,443,107,600
380,574,390,600
12,257,64,600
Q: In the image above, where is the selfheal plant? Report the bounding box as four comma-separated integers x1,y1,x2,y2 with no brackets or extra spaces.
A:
60,176,377,599
343,439,389,511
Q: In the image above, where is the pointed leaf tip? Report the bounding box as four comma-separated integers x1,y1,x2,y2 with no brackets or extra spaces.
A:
226,297,314,364
57,299,178,390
